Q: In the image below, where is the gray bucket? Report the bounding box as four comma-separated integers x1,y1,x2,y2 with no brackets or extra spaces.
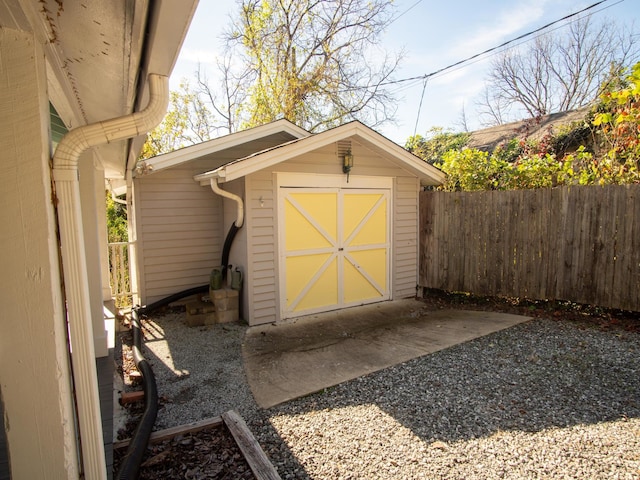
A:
231,267,243,291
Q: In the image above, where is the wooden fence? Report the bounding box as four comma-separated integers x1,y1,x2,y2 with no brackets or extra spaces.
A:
419,185,640,311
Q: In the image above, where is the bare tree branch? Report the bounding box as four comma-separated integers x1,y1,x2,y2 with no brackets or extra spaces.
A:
478,16,640,126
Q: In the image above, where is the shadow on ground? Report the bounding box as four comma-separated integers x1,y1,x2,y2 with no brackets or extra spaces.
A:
261,316,640,442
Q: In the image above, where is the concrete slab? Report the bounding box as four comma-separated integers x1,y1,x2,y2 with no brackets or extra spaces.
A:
242,299,531,408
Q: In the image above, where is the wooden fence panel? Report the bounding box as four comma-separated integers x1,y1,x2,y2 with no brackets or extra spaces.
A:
419,185,640,312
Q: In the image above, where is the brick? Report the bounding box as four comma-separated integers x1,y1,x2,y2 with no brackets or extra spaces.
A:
215,309,239,324
185,312,206,327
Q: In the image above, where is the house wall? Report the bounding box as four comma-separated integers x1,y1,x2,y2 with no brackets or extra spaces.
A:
133,166,223,305
0,28,79,478
242,140,421,325
220,177,248,283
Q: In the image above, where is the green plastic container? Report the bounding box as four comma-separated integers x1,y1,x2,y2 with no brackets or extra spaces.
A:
210,267,223,290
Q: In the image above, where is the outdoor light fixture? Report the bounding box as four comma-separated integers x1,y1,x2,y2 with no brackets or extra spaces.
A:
342,148,353,182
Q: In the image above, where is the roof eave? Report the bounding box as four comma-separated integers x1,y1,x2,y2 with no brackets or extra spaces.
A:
146,119,310,174
195,121,444,186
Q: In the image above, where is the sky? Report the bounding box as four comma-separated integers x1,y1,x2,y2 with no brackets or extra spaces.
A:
171,0,639,145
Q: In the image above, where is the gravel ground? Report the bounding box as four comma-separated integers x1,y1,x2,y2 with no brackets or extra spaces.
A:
125,303,640,479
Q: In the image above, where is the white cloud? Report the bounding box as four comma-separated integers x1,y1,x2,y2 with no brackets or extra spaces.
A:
447,0,550,59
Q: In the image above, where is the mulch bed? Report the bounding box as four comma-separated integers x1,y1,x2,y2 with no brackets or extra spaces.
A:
113,424,255,479
113,318,258,479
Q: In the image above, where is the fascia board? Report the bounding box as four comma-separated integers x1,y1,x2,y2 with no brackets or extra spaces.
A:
350,123,446,185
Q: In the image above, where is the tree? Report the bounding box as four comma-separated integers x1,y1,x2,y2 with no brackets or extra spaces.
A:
436,62,640,191
478,16,639,126
140,81,216,159
195,58,251,135
226,0,402,132
591,61,640,183
106,190,128,243
406,127,470,165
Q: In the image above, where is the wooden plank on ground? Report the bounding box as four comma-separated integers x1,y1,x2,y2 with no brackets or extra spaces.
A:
113,416,223,450
222,410,282,480
119,391,144,405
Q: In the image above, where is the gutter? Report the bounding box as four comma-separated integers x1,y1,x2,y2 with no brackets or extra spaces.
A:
52,74,169,479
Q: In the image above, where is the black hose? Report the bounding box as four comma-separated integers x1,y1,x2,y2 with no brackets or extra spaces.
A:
221,223,240,282
116,284,208,479
116,308,157,480
117,222,241,477
142,284,209,313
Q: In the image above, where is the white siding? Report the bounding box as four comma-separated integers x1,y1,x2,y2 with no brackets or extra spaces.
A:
393,176,420,299
135,167,223,304
244,171,279,325
240,145,422,325
0,29,79,478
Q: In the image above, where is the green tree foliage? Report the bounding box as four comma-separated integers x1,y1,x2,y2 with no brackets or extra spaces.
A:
421,62,640,191
405,127,470,165
140,81,215,159
592,62,640,182
106,191,127,243
227,0,401,132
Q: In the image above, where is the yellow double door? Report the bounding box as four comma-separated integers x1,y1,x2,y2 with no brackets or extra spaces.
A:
280,187,390,318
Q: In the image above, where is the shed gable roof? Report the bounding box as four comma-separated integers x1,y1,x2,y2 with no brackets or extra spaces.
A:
141,119,310,174
194,121,445,186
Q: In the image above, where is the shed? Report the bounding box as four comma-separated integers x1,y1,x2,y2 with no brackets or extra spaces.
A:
133,120,444,325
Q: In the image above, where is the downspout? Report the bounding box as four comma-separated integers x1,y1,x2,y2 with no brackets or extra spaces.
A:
210,177,244,228
210,178,244,281
52,74,169,479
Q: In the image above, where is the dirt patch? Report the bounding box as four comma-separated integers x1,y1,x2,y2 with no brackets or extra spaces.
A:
419,288,639,332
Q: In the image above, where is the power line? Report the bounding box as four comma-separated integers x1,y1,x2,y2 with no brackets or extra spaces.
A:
379,0,619,88
412,77,429,138
389,0,425,25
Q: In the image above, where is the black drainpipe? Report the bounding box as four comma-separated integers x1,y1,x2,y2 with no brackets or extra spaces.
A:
221,223,240,283
117,222,241,478
116,285,207,479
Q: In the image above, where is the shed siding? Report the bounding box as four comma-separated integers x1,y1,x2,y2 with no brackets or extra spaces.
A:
241,156,421,325
245,171,279,324
393,176,420,299
135,137,427,323
135,167,223,304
